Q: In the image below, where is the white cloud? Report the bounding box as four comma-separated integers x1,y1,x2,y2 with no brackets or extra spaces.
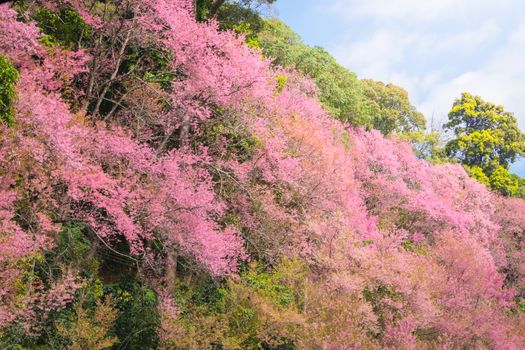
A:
420,22,525,129
323,0,525,129
327,0,514,22
332,28,411,78
437,21,501,52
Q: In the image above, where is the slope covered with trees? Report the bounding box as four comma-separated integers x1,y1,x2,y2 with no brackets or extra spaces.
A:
444,92,525,196
0,0,524,349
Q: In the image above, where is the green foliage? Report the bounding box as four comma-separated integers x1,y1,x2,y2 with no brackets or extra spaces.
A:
444,92,525,196
489,166,519,197
204,116,262,163
514,175,525,199
55,295,119,350
464,165,491,187
104,280,160,350
35,223,99,279
216,3,266,42
197,0,276,28
257,19,370,126
274,74,287,94
401,131,446,162
514,297,525,313
231,22,262,49
0,55,19,126
401,239,429,255
445,92,525,170
3,231,108,349
57,224,97,269
361,79,426,135
131,48,176,91
32,6,91,49
168,260,305,349
241,262,294,308
0,219,160,349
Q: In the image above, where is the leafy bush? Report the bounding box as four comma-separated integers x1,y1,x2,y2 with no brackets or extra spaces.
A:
32,6,91,49
0,55,18,125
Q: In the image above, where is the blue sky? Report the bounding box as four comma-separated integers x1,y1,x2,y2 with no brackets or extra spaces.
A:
273,0,525,176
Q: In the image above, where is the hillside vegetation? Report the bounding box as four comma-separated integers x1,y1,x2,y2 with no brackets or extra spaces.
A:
0,0,525,349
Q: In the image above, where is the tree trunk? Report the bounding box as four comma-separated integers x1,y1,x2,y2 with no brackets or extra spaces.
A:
208,0,226,18
166,250,178,294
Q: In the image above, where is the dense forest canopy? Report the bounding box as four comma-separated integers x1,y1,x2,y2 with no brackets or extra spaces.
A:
0,0,525,349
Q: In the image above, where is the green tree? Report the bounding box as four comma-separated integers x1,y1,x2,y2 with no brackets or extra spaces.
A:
401,130,446,163
489,166,519,196
196,0,276,22
464,165,491,187
444,92,525,195
361,79,426,135
515,174,525,199
0,55,19,126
